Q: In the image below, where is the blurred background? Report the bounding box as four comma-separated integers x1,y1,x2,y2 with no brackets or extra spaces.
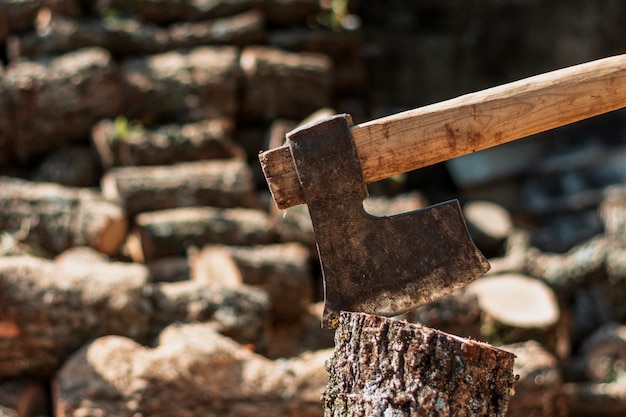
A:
1,1,626,416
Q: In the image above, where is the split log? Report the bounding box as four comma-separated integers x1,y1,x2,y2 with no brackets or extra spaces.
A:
563,381,626,417
271,203,316,250
101,159,257,218
189,245,243,287
577,322,626,382
55,322,330,417
323,312,516,417
190,242,313,323
486,229,530,275
0,379,50,417
525,235,609,295
10,9,265,58
463,200,513,258
149,280,270,347
239,46,333,121
0,255,151,377
54,246,109,265
466,273,563,355
99,0,257,25
0,177,127,256
91,118,242,169
269,28,364,60
502,340,567,417
168,9,266,48
120,46,239,123
8,9,167,58
129,207,277,261
31,145,101,187
3,47,122,164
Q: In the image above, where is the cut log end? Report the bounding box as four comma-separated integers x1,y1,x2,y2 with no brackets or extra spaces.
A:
323,311,517,417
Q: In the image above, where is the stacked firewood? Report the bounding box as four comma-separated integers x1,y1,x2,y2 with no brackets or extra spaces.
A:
1,1,626,417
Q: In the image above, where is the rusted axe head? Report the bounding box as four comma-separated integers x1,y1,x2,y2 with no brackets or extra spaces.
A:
286,114,489,328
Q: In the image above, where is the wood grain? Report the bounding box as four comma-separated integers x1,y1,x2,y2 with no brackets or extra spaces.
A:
260,54,626,209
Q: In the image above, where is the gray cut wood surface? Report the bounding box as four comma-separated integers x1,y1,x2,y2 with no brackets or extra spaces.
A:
323,312,517,417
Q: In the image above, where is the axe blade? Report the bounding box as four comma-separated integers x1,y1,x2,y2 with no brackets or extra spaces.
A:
287,114,490,328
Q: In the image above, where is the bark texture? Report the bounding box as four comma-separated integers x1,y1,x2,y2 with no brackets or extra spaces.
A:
3,47,122,163
9,9,265,58
0,255,151,377
101,159,257,217
322,312,517,417
130,207,277,261
120,46,239,123
91,118,242,169
0,177,127,256
239,46,333,121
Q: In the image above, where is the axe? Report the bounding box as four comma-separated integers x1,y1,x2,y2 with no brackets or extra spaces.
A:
259,54,626,328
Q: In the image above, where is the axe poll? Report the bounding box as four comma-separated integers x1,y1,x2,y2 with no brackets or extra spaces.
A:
259,54,626,328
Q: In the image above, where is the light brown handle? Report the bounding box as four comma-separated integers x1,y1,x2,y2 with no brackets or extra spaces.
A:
260,54,626,209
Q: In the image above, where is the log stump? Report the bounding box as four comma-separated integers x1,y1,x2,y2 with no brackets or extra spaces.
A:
322,312,517,417
466,273,564,355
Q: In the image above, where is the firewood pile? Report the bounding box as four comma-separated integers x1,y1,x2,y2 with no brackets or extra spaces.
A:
1,1,626,416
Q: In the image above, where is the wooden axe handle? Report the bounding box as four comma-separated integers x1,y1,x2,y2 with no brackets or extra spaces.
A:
260,54,626,209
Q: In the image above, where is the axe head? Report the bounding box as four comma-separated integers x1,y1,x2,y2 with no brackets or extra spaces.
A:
286,114,490,328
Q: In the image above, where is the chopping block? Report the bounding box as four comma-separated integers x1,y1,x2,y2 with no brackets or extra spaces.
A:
259,54,626,328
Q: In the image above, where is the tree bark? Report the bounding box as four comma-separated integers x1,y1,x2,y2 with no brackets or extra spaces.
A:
104,0,258,25
120,46,239,123
0,177,127,256
3,47,122,164
239,46,333,121
322,312,516,417
9,9,265,58
149,280,270,347
91,118,242,169
0,255,151,377
129,207,277,261
101,159,257,218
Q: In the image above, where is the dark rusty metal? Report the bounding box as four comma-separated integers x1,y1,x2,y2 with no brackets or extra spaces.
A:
287,114,491,328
